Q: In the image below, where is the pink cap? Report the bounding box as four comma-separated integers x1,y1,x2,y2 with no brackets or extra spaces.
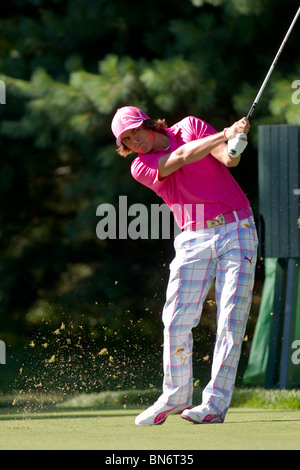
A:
111,106,150,146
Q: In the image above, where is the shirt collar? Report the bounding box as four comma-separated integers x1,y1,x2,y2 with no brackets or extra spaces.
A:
145,127,181,154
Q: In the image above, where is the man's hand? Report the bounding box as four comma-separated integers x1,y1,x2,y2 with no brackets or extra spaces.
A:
224,117,250,140
227,133,248,158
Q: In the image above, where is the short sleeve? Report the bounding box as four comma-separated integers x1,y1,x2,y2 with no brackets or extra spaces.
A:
178,116,217,141
131,155,166,194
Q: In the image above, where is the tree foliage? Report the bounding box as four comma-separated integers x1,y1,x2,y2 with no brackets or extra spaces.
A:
0,0,299,354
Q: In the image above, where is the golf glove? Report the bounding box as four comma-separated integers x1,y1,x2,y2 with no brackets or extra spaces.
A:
227,133,248,158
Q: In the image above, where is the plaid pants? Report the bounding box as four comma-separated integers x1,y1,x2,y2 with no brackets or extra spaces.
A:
160,215,258,415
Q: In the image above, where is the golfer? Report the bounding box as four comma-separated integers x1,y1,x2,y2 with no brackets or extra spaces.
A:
111,106,258,425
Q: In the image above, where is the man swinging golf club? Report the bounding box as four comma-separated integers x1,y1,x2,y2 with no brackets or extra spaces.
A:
111,106,258,425
110,5,299,426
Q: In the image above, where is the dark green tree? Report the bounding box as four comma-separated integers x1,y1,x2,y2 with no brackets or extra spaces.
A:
0,0,299,393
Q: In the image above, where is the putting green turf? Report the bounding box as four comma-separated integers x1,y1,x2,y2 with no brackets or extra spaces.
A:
0,407,299,450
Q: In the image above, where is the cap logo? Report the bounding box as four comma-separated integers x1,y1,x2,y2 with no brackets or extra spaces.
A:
121,110,146,125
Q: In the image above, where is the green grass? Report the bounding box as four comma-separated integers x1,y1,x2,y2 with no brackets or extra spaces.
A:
2,386,300,410
58,387,300,410
0,407,299,450
0,388,299,450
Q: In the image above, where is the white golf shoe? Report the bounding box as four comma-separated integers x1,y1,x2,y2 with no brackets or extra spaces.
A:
181,404,224,424
135,401,190,426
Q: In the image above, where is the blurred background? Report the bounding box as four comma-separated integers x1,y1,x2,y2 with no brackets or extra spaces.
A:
0,0,299,400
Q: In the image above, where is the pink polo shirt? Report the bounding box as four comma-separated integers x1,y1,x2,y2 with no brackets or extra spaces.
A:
130,116,250,230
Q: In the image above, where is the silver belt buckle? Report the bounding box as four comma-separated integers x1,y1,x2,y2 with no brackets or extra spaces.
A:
206,214,225,228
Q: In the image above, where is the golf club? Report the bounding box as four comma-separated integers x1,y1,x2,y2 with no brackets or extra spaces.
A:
247,5,300,119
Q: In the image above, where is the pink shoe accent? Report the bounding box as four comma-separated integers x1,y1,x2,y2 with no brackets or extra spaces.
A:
202,414,220,423
154,407,177,424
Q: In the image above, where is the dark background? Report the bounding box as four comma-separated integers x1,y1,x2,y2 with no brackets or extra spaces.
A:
0,0,299,398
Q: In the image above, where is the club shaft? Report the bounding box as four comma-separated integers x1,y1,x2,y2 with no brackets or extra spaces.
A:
247,5,300,119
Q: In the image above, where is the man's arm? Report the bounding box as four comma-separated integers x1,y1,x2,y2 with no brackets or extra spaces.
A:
210,142,241,168
158,117,249,178
158,131,225,179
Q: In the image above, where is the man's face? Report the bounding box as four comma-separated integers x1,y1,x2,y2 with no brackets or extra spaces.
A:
121,126,155,154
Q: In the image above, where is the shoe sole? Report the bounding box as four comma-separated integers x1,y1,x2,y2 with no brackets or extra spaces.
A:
135,406,192,426
135,416,167,426
181,412,223,424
